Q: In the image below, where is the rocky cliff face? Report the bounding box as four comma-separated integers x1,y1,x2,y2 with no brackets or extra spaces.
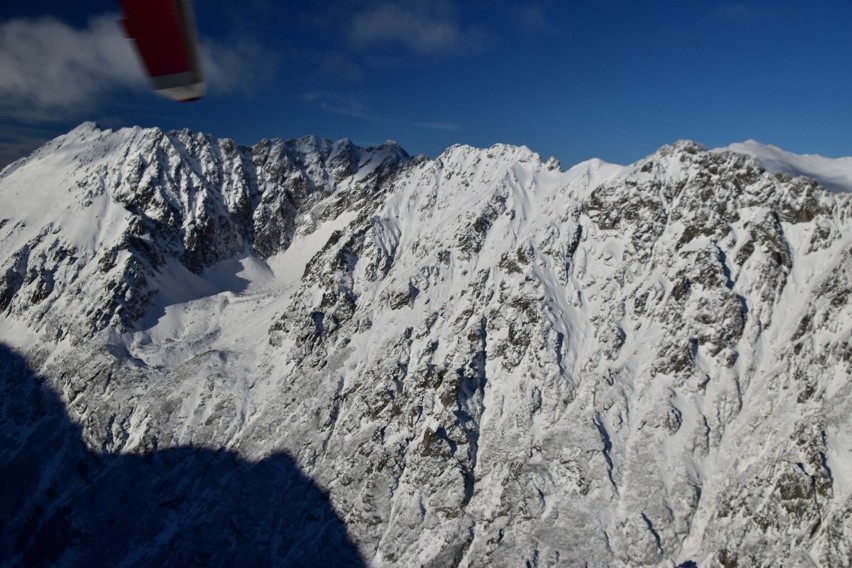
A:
1,124,850,567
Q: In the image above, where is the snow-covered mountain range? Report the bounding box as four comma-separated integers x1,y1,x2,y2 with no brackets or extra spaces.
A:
1,123,850,567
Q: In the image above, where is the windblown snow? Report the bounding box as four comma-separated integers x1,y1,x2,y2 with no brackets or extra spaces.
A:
720,139,852,194
1,124,850,567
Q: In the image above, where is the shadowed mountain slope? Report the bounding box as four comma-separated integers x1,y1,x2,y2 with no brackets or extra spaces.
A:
0,344,365,568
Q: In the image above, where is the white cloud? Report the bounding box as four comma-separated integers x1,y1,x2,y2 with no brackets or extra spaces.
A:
0,15,143,116
348,1,490,56
0,15,277,119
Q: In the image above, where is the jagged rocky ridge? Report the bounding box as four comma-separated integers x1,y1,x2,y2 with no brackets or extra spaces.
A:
0,123,850,567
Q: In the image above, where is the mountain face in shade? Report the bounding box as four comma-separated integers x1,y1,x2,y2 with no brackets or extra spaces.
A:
1,124,850,567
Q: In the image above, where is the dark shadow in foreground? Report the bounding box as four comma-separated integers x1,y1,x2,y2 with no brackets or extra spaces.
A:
0,344,365,568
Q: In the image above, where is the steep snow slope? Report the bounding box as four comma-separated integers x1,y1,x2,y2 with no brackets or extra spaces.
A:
1,126,850,567
0,122,407,339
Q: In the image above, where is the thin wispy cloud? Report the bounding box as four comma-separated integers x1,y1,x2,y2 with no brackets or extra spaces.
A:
716,4,750,20
302,92,373,120
317,51,364,82
201,39,279,96
513,3,557,35
0,125,60,168
348,1,491,56
413,121,461,131
0,15,277,120
303,91,461,131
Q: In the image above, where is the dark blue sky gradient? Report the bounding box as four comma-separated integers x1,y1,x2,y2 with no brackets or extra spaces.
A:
1,1,850,166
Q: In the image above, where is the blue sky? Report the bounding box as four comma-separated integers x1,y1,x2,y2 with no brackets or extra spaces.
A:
1,1,851,167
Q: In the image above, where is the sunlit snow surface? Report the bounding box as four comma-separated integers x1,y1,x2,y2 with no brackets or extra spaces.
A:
1,126,851,567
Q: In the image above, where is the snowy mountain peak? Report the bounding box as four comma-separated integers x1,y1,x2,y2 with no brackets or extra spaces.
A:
661,138,707,155
438,141,543,165
67,120,103,135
